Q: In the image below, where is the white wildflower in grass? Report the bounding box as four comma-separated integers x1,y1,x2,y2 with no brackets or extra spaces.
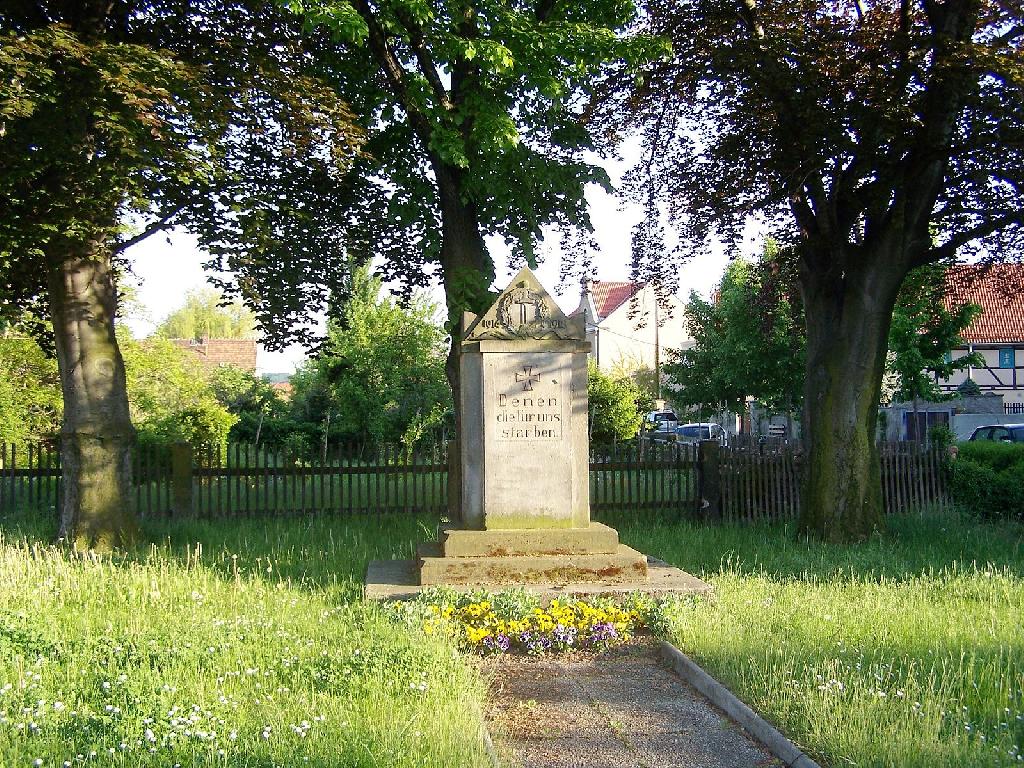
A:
0,515,591,767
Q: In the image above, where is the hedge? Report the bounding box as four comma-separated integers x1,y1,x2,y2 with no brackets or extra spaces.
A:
949,442,1024,520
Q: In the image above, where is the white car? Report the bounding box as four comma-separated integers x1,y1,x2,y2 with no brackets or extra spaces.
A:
646,410,679,429
645,410,679,440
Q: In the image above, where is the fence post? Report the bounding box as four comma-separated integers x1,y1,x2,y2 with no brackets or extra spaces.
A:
171,442,193,517
698,440,722,521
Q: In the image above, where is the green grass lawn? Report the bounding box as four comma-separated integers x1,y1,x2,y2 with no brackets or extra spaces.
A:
0,511,490,767
5,504,1022,768
614,510,1024,768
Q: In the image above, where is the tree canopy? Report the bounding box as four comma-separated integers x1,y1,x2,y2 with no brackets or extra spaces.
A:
219,0,666,338
156,289,257,341
614,0,1024,270
665,245,804,416
289,265,451,449
886,262,982,404
0,0,364,322
0,334,62,447
609,0,1024,541
587,361,645,445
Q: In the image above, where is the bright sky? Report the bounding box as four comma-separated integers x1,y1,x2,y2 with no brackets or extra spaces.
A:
123,142,750,374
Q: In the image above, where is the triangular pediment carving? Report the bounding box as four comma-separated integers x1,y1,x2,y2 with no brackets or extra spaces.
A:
466,270,585,342
464,268,583,342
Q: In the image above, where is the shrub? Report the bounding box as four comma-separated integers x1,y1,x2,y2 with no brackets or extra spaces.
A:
588,361,644,445
949,442,1024,520
958,440,1024,472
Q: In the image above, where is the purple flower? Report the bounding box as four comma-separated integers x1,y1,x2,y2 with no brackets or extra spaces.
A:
482,633,511,653
552,624,577,647
586,622,619,648
518,631,552,654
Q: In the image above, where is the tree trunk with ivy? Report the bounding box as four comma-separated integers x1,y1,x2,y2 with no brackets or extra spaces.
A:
797,250,905,542
48,244,137,551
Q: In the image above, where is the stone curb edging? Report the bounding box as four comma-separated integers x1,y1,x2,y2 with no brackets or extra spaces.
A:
481,721,500,768
472,701,502,768
659,641,822,768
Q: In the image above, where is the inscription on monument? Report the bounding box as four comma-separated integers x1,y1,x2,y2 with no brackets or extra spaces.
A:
494,363,563,441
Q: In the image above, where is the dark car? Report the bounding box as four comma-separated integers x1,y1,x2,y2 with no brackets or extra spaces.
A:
675,422,728,446
968,424,1024,443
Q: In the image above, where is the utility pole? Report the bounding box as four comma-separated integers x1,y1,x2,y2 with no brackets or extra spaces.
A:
654,290,662,402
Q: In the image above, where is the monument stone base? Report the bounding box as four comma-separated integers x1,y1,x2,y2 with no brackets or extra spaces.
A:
415,521,647,586
365,553,711,602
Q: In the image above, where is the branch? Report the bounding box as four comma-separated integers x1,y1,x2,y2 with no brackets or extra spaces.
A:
994,24,1024,46
802,171,835,241
112,205,185,256
899,0,981,236
392,6,453,113
736,0,765,39
788,190,819,241
919,214,1024,265
351,0,434,145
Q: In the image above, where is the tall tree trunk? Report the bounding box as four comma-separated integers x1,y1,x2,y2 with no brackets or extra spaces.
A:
797,255,903,542
433,160,494,525
48,243,137,551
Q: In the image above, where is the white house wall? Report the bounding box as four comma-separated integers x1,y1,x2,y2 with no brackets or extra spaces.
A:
938,346,1024,405
592,287,691,373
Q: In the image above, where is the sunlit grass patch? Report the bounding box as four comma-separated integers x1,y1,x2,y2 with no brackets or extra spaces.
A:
616,511,1024,768
0,513,490,767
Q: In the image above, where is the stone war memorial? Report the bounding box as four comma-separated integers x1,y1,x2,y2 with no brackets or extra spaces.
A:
366,267,708,599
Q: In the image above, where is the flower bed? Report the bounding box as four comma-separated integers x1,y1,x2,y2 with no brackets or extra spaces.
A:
389,588,659,655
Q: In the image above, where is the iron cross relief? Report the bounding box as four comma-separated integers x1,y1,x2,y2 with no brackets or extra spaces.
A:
515,365,542,392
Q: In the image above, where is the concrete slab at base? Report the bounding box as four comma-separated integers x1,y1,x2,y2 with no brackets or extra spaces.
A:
418,542,648,585
440,522,619,557
364,556,713,602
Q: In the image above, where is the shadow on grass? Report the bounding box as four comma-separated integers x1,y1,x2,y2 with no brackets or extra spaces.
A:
600,508,1024,583
0,506,439,600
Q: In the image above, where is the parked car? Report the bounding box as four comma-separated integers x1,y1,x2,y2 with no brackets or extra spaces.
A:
675,422,728,446
968,424,1024,443
645,410,679,439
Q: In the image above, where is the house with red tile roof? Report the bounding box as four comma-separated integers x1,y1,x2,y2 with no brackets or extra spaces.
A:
937,264,1024,408
571,280,691,375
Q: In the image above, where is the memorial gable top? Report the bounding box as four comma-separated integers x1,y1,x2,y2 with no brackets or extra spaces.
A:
463,268,583,343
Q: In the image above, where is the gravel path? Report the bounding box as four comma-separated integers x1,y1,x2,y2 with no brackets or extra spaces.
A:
482,638,782,768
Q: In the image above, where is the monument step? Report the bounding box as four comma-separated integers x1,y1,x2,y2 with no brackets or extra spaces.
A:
439,522,619,557
417,542,649,586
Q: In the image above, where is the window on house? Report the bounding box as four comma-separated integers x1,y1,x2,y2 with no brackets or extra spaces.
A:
999,348,1015,369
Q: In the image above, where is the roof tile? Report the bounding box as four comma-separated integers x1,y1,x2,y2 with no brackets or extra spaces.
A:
588,281,641,319
943,264,1024,345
